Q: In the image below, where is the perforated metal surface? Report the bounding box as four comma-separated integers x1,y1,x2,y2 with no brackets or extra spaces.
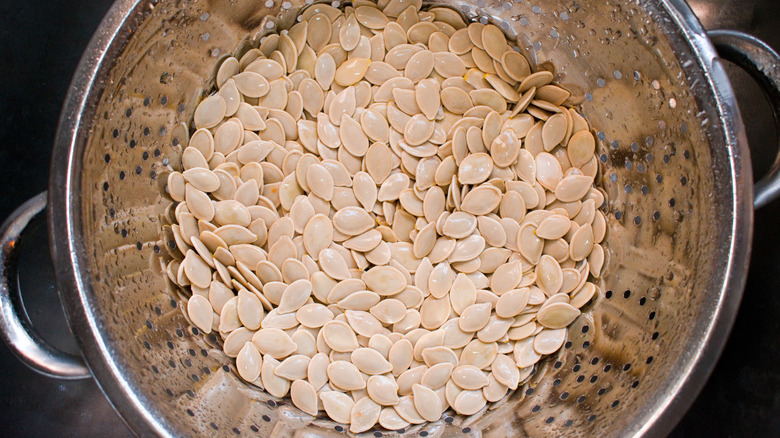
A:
55,0,749,436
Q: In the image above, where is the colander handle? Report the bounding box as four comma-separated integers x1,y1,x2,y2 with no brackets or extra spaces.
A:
0,192,91,379
710,30,780,209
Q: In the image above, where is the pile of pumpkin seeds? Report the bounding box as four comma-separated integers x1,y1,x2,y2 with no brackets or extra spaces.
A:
164,0,607,432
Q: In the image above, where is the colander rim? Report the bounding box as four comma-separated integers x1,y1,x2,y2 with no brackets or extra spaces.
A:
46,0,754,436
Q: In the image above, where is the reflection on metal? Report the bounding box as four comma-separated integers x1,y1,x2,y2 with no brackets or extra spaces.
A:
0,191,91,379
709,30,780,209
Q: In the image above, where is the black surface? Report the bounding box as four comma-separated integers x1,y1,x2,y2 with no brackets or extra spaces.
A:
0,0,777,436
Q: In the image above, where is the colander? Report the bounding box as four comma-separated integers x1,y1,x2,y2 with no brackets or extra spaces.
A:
2,0,780,436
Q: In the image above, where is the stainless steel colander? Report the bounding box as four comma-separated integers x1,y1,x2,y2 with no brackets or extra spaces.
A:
2,0,780,436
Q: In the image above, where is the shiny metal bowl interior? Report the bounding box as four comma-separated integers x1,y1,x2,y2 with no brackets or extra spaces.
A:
55,0,751,436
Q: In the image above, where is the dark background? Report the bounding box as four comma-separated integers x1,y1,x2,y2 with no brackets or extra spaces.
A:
0,0,778,436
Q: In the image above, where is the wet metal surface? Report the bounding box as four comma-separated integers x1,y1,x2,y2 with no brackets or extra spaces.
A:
0,0,777,436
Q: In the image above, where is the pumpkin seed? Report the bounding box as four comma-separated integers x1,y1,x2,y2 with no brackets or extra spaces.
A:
252,328,297,359
453,389,487,415
367,375,400,405
537,302,580,328
289,380,318,416
321,390,354,424
568,130,596,168
533,328,567,355
328,359,366,391
352,347,394,374
452,365,489,390
404,49,434,83
379,407,411,430
322,320,360,352
166,2,608,425
412,383,442,421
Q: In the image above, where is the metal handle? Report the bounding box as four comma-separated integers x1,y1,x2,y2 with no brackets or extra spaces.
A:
0,192,91,379
709,29,780,209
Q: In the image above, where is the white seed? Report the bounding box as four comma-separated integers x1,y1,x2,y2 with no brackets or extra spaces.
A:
322,320,360,352
458,153,494,185
477,315,513,343
537,215,571,240
536,255,563,296
370,299,407,325
566,129,595,168
333,206,375,235
252,328,297,359
275,354,311,380
421,362,455,390
404,114,435,146
236,342,263,382
291,380,319,416
491,353,521,389
335,58,372,87
412,384,442,422
483,373,509,402
321,391,354,424
453,389,487,416
537,302,580,329
460,339,497,369
535,152,563,191
495,288,530,318
556,174,594,202
187,294,213,334
490,131,520,167
460,184,502,215
367,375,400,405
261,356,290,397
448,235,485,263
194,94,226,129
277,279,312,314
459,302,491,333
340,14,362,51
441,86,473,115
344,229,382,252
533,328,567,355
350,396,382,433
379,407,411,430
338,291,381,311
415,78,441,121
319,248,351,280
352,347,394,375
328,360,366,391
452,365,489,390
233,71,270,98
237,289,264,330
394,395,425,424
490,260,523,295
404,49,434,83
363,265,408,295
308,352,330,390
184,250,212,289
